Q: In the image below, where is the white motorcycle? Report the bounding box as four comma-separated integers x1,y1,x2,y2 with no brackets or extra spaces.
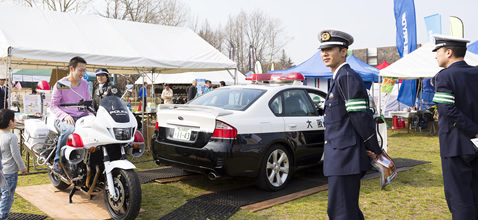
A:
22,81,144,220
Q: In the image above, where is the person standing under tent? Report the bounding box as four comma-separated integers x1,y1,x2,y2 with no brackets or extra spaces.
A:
187,80,197,102
161,84,173,104
431,35,478,219
138,82,147,111
0,77,8,110
319,29,384,219
92,68,121,111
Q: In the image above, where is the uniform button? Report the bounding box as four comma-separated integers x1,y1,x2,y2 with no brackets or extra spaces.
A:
329,103,332,107
324,114,326,117
324,127,326,130
325,141,328,144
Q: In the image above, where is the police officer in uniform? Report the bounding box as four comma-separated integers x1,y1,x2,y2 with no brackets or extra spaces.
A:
431,35,478,219
93,68,121,111
319,29,383,219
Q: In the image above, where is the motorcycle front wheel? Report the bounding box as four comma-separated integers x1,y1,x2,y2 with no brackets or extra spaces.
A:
104,169,142,220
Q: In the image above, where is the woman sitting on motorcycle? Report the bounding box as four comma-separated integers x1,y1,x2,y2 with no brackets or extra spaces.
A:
92,68,122,111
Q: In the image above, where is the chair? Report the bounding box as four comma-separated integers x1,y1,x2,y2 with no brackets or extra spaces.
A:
285,97,306,116
415,110,436,133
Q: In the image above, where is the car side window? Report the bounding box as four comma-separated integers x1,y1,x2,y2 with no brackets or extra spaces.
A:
282,90,315,116
307,90,326,116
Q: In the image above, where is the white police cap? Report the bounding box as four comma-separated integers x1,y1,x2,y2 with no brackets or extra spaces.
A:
318,29,354,49
432,34,470,52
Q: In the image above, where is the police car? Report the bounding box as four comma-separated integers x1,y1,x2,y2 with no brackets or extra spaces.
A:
151,73,326,191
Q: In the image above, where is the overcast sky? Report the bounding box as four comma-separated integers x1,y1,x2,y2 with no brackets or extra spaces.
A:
90,0,478,65
177,0,478,65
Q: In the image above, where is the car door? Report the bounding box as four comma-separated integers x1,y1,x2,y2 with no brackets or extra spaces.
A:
274,88,325,167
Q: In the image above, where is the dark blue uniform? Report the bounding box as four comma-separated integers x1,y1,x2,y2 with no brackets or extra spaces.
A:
324,63,382,220
0,85,8,109
432,60,478,219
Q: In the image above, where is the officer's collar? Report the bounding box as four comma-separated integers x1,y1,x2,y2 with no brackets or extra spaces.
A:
333,62,348,80
446,59,466,68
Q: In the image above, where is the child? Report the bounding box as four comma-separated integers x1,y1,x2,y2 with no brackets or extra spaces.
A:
0,109,27,219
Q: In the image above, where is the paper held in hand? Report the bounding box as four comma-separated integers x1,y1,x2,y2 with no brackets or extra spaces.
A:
371,151,397,190
471,138,478,149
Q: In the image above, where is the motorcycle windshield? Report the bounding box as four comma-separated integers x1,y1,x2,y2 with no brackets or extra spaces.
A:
100,96,130,123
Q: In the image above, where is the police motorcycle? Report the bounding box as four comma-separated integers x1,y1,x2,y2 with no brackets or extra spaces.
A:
22,81,144,220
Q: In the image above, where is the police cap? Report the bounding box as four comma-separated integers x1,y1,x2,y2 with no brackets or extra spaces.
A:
95,68,109,76
432,34,470,52
318,29,354,49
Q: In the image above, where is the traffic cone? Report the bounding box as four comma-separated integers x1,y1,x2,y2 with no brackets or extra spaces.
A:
399,117,406,129
392,116,399,130
138,101,142,112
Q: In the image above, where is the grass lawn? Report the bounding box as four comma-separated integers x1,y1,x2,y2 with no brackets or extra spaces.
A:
11,129,451,219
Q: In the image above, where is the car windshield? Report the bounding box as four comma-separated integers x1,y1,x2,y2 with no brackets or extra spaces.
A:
189,88,266,111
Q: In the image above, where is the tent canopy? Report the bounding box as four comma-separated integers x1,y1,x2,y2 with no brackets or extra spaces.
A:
269,52,379,82
375,61,390,70
135,70,248,85
379,43,478,79
0,3,236,74
468,40,478,54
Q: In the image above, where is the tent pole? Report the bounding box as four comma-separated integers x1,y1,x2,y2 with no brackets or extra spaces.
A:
7,47,12,109
378,76,382,115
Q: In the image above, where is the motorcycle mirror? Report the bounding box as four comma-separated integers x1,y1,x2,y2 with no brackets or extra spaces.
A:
56,80,84,99
126,84,134,92
57,81,72,89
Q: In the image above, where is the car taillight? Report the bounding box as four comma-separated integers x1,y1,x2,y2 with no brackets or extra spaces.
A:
67,133,84,148
212,120,237,139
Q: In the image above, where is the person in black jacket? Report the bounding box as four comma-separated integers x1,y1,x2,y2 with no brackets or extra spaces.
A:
320,29,383,220
432,35,478,219
187,80,197,102
0,77,8,110
92,68,121,111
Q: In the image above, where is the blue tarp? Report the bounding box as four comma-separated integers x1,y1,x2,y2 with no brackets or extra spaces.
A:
468,40,478,54
268,52,379,82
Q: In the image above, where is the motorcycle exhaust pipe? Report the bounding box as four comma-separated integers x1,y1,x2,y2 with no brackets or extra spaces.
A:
208,172,220,180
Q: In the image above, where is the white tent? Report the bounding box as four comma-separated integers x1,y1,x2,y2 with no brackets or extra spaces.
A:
134,70,249,85
380,43,478,79
0,3,236,74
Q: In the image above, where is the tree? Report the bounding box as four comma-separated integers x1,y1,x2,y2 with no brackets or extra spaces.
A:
100,0,189,26
195,20,224,52
16,0,92,13
223,9,289,74
275,50,295,70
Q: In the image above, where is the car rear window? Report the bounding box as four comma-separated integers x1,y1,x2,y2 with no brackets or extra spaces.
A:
188,88,266,111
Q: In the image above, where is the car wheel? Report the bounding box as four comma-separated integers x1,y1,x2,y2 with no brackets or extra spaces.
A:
256,144,292,191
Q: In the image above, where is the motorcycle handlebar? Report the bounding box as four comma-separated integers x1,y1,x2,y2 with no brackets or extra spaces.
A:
59,100,93,107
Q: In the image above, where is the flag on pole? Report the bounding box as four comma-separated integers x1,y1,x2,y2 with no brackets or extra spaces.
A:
424,14,442,42
449,16,464,38
249,45,255,73
393,0,418,57
229,42,235,61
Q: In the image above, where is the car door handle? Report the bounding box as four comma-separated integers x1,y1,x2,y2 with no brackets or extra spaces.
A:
288,124,297,130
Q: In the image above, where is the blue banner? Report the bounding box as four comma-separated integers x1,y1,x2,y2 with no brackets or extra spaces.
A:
424,14,442,42
394,0,417,58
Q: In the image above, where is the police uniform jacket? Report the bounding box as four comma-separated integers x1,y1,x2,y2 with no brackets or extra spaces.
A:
323,64,382,176
93,81,122,111
432,60,478,157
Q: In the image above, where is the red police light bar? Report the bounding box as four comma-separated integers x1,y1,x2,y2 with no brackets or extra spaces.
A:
245,72,305,82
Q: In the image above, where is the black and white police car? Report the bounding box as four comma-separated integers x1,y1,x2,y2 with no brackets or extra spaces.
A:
151,73,327,191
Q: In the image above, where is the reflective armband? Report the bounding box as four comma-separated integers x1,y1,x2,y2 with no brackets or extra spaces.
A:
345,98,367,112
433,92,455,105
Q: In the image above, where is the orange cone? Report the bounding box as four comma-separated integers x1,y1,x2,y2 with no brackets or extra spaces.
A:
392,116,399,130
138,101,142,112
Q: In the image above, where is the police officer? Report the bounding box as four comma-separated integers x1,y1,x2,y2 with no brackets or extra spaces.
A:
319,29,383,219
93,68,121,111
431,35,478,219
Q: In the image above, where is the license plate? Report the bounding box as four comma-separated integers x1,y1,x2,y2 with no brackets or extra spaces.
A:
172,127,192,141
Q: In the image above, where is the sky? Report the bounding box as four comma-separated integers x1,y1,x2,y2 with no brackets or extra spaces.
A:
89,0,478,65
177,0,478,65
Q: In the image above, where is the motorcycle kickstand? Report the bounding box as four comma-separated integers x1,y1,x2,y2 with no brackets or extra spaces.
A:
69,185,77,203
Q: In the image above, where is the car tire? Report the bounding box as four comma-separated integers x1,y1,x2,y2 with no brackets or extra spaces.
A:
256,144,292,191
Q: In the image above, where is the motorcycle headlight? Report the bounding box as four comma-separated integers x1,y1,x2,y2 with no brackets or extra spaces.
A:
113,128,133,140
